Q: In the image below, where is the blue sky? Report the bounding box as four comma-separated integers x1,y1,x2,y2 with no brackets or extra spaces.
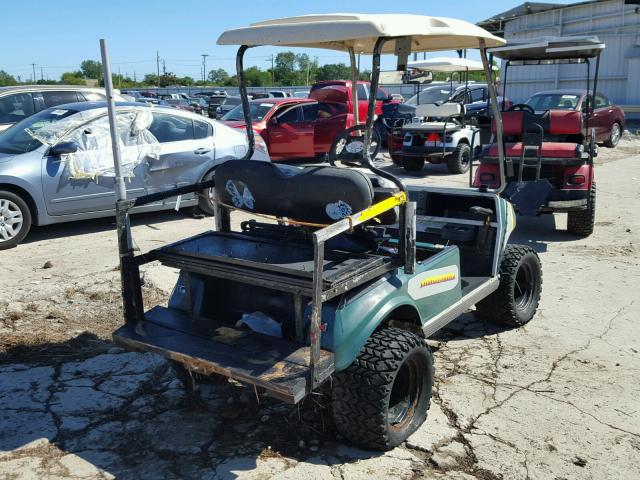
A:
0,0,573,81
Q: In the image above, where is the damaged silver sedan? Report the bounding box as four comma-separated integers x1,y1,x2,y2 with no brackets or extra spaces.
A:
0,101,270,249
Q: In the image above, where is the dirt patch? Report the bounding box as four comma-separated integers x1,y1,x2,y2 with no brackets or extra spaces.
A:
0,279,165,365
595,132,640,165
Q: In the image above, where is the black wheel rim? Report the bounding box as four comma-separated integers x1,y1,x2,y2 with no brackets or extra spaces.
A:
514,262,535,311
388,355,422,431
460,149,470,168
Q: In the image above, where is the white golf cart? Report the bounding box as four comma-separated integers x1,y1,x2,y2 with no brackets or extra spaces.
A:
105,14,541,451
393,57,491,174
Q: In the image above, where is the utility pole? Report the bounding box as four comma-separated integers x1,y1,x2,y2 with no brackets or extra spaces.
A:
162,60,166,76
156,51,160,88
201,54,209,83
118,67,121,88
31,63,36,83
40,67,44,82
266,54,274,86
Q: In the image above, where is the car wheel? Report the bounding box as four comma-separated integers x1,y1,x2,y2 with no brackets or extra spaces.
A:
197,170,216,216
332,327,434,450
603,122,621,148
0,191,32,250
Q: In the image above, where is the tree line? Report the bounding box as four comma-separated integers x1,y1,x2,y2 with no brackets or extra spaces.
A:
0,52,371,88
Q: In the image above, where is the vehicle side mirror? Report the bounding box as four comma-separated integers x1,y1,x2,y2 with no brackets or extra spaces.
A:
50,141,78,156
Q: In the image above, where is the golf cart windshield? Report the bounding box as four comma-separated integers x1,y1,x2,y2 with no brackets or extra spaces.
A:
405,86,454,105
222,102,275,122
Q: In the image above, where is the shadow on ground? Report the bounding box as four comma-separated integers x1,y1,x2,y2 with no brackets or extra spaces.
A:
0,335,385,479
22,208,206,245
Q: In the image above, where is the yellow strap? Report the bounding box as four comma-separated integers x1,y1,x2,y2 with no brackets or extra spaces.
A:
354,191,407,224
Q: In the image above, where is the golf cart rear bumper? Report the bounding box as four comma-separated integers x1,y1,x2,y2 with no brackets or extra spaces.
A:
113,306,335,404
392,147,455,162
543,189,589,211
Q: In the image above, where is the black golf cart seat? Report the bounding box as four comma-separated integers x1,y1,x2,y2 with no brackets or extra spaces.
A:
214,160,399,225
402,102,465,132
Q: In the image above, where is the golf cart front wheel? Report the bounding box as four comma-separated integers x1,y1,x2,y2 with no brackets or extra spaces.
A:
567,182,596,237
332,327,434,450
475,245,542,327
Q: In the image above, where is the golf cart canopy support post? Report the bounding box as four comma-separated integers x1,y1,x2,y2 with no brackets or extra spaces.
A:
101,38,143,324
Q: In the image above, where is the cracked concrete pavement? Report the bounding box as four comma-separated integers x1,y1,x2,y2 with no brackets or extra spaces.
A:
1,142,639,479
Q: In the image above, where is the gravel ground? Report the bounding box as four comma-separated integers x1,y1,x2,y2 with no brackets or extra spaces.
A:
1,135,639,479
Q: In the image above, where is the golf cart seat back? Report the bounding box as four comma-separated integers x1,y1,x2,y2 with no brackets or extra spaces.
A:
486,142,581,159
415,102,465,120
493,110,583,140
214,161,399,225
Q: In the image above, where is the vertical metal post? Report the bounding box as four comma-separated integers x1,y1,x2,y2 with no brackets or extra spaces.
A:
480,42,506,194
100,38,143,324
501,61,509,112
236,45,254,160
404,201,416,274
309,235,325,389
348,48,359,127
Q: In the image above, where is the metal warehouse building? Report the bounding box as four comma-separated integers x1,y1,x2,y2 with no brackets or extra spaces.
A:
479,0,640,118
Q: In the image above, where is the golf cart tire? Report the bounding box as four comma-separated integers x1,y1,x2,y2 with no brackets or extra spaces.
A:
567,182,596,237
197,169,216,216
446,143,471,174
475,245,542,327
0,190,32,250
403,158,425,172
332,327,434,451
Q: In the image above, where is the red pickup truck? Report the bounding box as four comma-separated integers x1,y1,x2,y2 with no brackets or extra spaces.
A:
222,81,395,161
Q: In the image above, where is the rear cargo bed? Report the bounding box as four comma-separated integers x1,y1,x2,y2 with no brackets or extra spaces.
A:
113,305,334,403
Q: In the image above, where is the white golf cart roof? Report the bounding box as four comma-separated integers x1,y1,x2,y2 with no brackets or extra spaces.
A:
407,57,497,72
217,14,505,53
490,36,604,61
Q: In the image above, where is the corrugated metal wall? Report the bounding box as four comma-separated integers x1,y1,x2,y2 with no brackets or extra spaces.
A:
501,0,640,111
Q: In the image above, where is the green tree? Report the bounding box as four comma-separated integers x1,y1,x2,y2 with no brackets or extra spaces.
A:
60,71,85,85
316,63,351,81
244,67,271,86
80,60,103,79
274,51,297,85
208,68,229,85
0,70,18,86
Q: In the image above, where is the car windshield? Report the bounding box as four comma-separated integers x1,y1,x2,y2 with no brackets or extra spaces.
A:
0,108,79,154
525,93,580,111
222,102,275,122
405,87,454,105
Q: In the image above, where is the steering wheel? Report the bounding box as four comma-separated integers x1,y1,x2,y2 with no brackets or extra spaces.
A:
508,103,535,114
328,125,381,166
